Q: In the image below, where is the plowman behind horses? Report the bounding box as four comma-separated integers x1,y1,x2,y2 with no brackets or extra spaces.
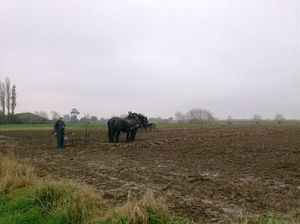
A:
107,112,148,142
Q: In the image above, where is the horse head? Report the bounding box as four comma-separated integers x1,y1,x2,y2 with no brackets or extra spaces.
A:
138,113,148,129
126,112,148,129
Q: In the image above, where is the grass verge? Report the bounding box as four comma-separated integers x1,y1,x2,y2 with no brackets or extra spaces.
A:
0,154,197,223
1,154,299,223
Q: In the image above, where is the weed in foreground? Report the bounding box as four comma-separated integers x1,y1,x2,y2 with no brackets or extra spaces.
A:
237,209,300,224
0,155,36,194
100,190,198,224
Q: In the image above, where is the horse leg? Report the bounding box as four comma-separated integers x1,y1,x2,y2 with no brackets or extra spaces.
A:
129,132,134,142
126,132,130,141
108,128,113,142
111,128,116,142
130,129,138,142
116,131,121,142
110,129,116,142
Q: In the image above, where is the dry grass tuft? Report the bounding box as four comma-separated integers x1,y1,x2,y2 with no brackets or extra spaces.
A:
64,180,111,219
105,190,171,223
0,155,37,193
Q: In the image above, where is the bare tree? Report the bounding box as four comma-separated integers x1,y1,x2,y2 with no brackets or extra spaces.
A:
5,77,11,119
51,111,59,120
253,114,262,124
83,113,91,120
185,109,199,123
35,111,49,119
0,82,5,118
274,114,284,124
186,108,213,124
227,115,233,124
63,114,70,122
202,109,214,123
175,111,185,123
155,117,164,123
40,111,49,119
11,85,17,115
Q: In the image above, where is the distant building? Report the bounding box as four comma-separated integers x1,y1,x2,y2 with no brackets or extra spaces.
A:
15,112,50,124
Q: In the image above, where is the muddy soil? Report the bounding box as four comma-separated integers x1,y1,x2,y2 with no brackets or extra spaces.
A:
0,125,299,223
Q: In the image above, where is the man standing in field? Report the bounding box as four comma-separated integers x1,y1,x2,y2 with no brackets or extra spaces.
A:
53,116,66,149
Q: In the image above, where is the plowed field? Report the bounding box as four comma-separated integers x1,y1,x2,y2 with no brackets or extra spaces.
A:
0,125,299,223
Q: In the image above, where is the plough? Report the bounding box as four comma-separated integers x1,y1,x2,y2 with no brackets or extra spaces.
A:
64,130,92,146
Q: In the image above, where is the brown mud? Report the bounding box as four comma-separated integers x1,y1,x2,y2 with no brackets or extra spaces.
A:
0,125,299,223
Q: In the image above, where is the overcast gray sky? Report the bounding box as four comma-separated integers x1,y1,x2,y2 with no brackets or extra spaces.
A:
1,0,299,120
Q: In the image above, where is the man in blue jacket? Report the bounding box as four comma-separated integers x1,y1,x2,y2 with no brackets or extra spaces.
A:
53,116,66,149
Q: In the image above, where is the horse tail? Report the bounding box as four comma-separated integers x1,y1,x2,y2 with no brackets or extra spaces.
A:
107,119,111,137
107,119,116,142
107,126,111,138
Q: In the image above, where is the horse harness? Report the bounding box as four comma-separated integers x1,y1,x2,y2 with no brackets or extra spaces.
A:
128,114,143,130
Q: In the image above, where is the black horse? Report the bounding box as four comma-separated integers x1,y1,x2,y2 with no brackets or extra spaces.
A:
107,112,148,142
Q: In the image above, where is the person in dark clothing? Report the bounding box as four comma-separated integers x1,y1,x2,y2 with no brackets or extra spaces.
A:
53,116,66,149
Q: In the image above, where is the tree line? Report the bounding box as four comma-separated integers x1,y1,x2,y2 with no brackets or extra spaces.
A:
175,109,214,124
175,109,288,125
0,77,17,124
0,77,291,125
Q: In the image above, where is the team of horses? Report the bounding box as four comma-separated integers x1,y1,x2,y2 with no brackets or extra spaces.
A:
107,112,149,142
